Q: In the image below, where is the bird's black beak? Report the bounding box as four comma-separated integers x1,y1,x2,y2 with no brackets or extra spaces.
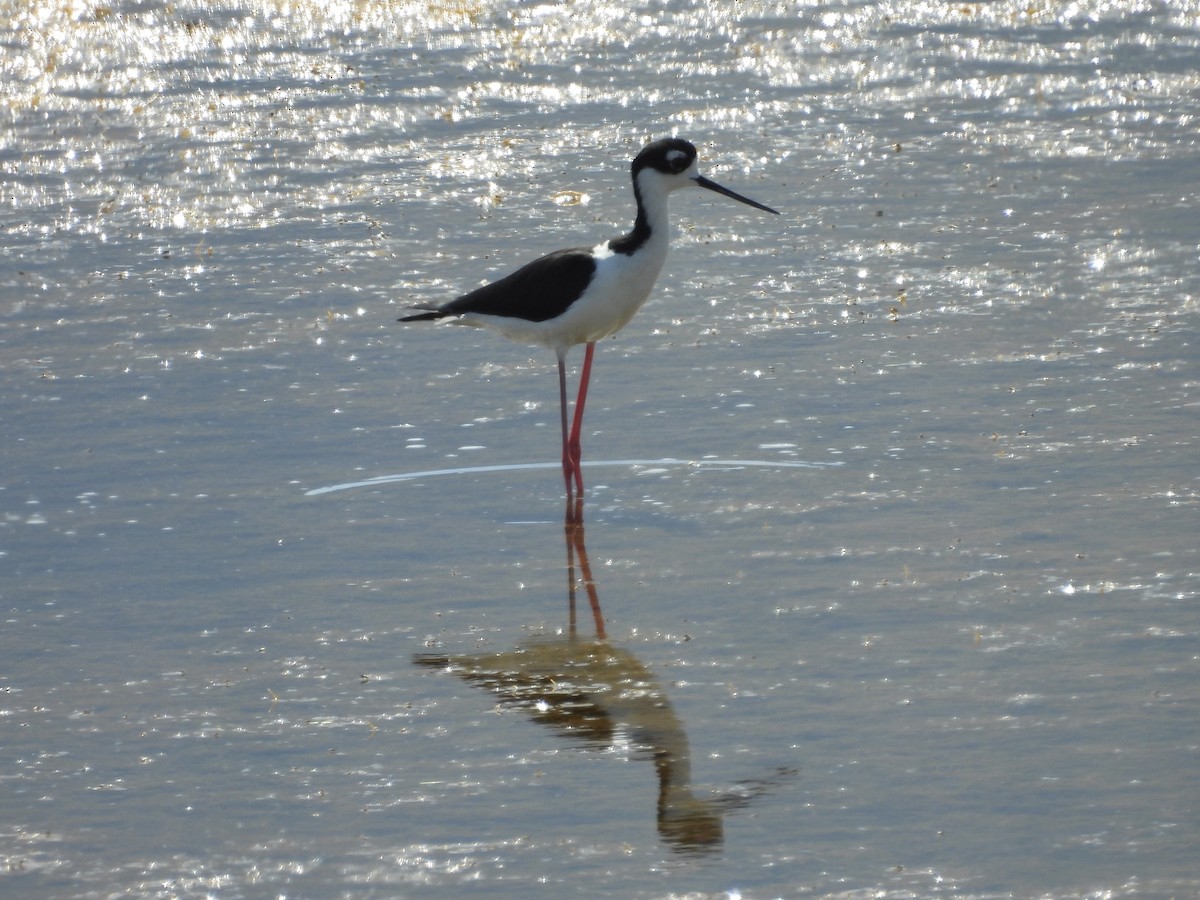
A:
692,175,780,215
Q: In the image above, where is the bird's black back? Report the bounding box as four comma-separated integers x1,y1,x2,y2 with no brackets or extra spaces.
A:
402,248,598,324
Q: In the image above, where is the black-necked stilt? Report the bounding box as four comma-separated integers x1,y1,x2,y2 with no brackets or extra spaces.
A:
400,137,779,496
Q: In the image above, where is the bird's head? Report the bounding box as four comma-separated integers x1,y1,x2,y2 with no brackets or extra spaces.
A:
631,138,779,214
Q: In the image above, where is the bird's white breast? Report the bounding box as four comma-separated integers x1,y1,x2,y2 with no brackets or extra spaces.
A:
548,234,670,351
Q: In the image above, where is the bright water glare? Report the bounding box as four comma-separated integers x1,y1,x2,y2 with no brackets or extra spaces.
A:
2,1,1198,897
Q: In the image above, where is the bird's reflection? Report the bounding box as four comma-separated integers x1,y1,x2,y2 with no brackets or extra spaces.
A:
414,497,731,854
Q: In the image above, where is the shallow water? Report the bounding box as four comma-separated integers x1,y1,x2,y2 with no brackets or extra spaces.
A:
2,1,1198,897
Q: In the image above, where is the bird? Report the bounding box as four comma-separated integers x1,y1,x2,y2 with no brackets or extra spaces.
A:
399,137,779,497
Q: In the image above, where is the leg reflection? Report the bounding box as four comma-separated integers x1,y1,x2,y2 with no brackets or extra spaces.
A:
565,495,604,640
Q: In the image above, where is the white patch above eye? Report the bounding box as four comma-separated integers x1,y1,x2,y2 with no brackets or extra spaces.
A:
666,150,687,167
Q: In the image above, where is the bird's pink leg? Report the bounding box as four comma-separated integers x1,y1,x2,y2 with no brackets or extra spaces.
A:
557,352,575,497
567,342,595,493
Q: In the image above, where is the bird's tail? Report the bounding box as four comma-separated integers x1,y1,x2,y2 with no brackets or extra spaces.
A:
398,306,447,323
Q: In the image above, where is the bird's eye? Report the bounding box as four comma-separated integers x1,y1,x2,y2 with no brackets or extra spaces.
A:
665,150,689,172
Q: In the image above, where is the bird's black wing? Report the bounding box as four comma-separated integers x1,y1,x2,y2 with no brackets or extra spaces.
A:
401,248,596,324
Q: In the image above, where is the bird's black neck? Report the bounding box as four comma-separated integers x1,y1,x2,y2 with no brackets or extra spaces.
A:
609,214,651,256
607,177,653,256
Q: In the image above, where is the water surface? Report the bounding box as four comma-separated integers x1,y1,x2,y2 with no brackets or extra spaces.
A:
2,1,1197,897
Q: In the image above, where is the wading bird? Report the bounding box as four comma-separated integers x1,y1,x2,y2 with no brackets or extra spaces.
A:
400,138,778,496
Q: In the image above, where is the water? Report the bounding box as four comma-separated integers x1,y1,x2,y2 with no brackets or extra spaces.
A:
2,1,1198,896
